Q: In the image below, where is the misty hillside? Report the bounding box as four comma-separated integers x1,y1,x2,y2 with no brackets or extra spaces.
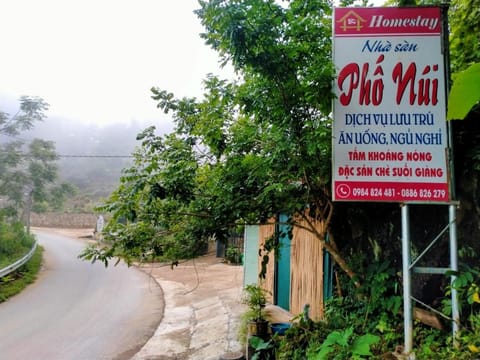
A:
1,92,176,212
22,117,164,210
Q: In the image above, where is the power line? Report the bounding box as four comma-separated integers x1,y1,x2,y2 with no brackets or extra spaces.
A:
14,153,134,159
58,155,134,158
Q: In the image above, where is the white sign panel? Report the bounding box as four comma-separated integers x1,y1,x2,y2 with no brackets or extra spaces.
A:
333,7,449,202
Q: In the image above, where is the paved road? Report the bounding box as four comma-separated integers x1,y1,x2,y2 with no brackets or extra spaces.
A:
0,230,163,360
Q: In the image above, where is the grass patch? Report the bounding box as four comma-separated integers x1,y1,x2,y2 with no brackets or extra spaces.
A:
0,245,43,302
0,221,35,268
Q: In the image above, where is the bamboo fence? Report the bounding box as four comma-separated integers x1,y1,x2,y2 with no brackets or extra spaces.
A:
290,216,325,320
258,216,325,320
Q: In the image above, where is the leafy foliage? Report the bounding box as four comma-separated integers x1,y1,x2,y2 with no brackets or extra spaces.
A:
0,97,74,220
272,261,480,359
81,128,207,265
89,0,361,284
447,63,480,120
249,336,276,360
242,283,268,321
447,0,480,120
275,319,331,360
325,259,403,347
0,217,42,302
308,327,380,360
225,245,242,264
449,0,480,74
0,220,35,268
0,96,48,137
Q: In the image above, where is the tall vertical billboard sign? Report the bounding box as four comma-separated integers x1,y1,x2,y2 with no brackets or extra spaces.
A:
333,7,449,202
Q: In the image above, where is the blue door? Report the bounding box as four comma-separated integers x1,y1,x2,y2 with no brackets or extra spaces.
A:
275,214,291,310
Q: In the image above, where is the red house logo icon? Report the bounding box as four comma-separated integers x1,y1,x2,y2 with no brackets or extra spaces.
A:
337,10,366,31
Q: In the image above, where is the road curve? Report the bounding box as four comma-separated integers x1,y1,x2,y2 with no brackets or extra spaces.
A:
0,230,164,360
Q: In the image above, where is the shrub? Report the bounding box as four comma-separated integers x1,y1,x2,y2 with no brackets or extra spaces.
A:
0,221,35,268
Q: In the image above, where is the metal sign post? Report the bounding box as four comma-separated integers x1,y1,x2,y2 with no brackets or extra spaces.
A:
449,204,460,337
401,204,413,355
403,203,461,357
402,203,460,357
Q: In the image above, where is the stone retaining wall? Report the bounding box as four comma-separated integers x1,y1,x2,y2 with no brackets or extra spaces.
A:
30,212,97,228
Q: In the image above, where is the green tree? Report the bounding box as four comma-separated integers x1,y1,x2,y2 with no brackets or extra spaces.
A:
447,0,480,120
82,127,202,264
85,0,360,283
87,0,480,296
0,96,48,136
0,97,73,228
449,0,480,74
